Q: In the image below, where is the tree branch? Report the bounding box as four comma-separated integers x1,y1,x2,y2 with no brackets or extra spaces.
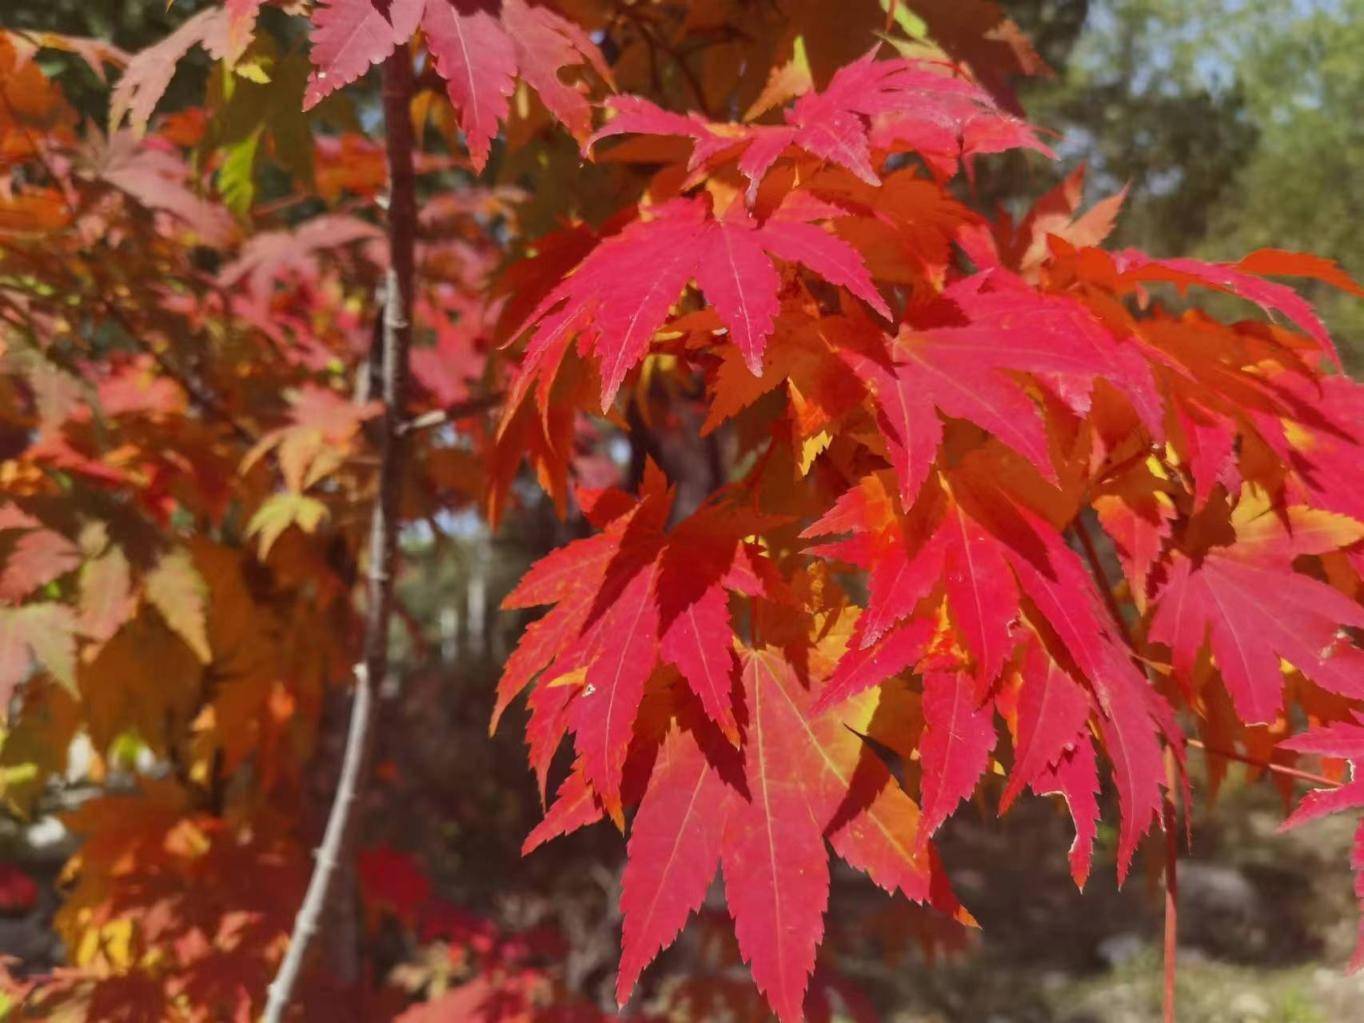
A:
263,49,417,1023
399,391,504,435
1187,738,1342,789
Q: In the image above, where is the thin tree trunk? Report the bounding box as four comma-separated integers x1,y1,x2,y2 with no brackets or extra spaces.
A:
263,49,417,1023
1162,749,1180,1023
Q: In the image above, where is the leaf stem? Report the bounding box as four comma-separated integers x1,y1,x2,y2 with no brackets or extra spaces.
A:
399,391,504,435
1072,514,1132,637
262,48,417,1023
1073,514,1183,1023
1162,747,1179,1023
1187,738,1342,789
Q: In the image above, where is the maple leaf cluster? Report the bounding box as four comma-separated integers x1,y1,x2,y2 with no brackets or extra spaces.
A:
491,32,1364,1023
2,2,1364,1022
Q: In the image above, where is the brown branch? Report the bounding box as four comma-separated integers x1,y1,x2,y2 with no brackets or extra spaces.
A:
1,233,261,447
399,391,504,435
1162,747,1179,1023
111,306,260,445
1187,738,1342,789
1073,515,1133,638
618,7,713,118
263,49,418,1023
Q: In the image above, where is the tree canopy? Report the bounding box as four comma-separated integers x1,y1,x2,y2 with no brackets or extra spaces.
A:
0,2,1363,1022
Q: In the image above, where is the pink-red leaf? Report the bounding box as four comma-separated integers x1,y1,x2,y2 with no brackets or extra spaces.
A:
1030,734,1101,888
816,617,935,712
658,586,740,744
693,215,782,375
522,760,602,855
303,0,423,110
421,1,517,172
569,562,661,817
721,650,830,1023
0,529,79,602
1002,642,1091,812
917,669,996,846
616,721,736,1004
1150,551,1364,724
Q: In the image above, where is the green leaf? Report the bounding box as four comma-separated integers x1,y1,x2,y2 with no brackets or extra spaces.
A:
879,0,927,40
219,128,261,215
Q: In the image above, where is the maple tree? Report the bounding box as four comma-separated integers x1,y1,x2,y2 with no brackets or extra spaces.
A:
1,1,1364,1021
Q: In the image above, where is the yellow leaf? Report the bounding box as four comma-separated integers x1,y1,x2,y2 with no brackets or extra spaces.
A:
798,430,831,476
246,493,330,558
0,603,76,705
145,549,211,663
233,59,272,84
745,35,813,120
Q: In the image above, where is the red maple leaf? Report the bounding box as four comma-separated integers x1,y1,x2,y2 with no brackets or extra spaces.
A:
589,51,1051,199
507,194,887,410
834,273,1159,506
805,461,1172,880
303,0,609,169
496,478,777,813
607,646,965,1021
1150,499,1364,724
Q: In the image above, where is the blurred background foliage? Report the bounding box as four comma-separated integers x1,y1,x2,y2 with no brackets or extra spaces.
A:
3,0,1363,1019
